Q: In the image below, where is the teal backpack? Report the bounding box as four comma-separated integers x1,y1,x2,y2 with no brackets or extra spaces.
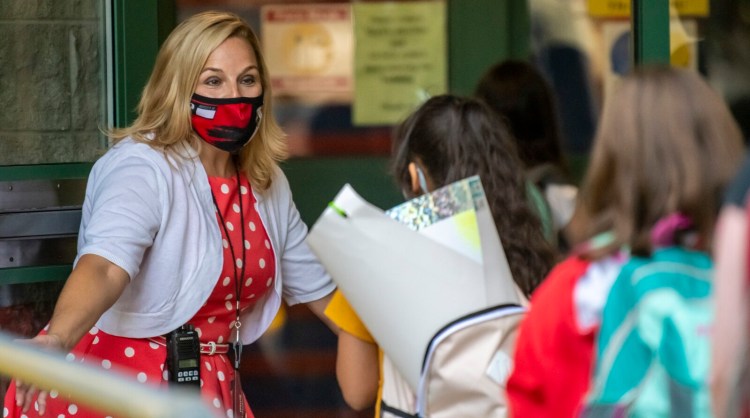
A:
582,246,714,418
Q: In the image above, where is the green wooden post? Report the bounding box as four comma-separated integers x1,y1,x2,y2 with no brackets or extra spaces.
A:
112,0,175,127
448,0,530,95
631,0,671,65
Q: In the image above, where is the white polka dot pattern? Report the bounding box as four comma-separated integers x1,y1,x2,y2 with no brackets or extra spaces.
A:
2,174,279,417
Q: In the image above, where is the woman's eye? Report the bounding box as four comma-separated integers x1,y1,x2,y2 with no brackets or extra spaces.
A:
204,77,221,86
241,76,256,85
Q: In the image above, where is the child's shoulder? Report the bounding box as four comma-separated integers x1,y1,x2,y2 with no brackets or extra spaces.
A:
531,255,592,302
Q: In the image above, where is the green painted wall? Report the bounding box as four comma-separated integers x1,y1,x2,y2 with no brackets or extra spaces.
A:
448,0,530,95
283,158,403,226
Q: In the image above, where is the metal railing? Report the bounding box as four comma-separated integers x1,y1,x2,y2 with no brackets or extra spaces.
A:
0,331,215,418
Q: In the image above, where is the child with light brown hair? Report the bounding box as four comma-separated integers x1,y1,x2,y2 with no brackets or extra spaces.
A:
507,66,744,417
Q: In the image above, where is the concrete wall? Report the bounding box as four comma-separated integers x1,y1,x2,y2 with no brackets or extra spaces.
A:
0,0,105,165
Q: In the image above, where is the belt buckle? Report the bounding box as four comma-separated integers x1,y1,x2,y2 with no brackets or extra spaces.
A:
207,341,217,355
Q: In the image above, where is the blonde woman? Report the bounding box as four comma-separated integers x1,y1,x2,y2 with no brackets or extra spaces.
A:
5,11,335,418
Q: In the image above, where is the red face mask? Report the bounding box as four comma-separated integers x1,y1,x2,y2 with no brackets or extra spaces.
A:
190,93,264,153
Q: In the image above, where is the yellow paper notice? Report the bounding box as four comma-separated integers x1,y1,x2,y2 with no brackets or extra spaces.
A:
587,0,709,18
353,1,447,126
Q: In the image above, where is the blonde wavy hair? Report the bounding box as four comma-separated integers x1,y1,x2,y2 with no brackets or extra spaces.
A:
109,11,286,190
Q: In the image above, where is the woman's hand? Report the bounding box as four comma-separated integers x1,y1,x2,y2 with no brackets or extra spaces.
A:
15,333,64,415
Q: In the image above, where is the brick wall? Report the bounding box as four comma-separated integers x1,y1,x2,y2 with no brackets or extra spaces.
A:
0,0,106,165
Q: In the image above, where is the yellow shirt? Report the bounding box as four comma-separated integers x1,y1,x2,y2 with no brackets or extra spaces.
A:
324,289,375,343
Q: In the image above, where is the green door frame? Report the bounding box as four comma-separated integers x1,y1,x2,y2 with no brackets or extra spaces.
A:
631,0,671,66
112,0,175,127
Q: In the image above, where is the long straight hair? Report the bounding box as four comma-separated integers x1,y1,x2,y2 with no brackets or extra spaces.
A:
391,95,556,297
569,66,744,257
109,11,286,190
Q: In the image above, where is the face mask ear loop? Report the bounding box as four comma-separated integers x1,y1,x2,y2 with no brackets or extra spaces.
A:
416,166,430,194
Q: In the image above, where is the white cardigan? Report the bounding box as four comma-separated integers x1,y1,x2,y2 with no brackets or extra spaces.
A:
76,138,334,344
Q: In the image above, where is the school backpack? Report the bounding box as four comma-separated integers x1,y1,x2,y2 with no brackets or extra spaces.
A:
581,246,713,418
379,303,526,418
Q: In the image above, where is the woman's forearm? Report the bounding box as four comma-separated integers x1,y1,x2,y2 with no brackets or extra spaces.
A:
47,254,130,351
336,331,379,410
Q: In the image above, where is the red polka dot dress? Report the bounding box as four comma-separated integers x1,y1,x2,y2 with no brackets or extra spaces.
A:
3,173,276,418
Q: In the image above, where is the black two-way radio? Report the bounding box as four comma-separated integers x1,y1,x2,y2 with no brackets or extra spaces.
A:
166,324,201,387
